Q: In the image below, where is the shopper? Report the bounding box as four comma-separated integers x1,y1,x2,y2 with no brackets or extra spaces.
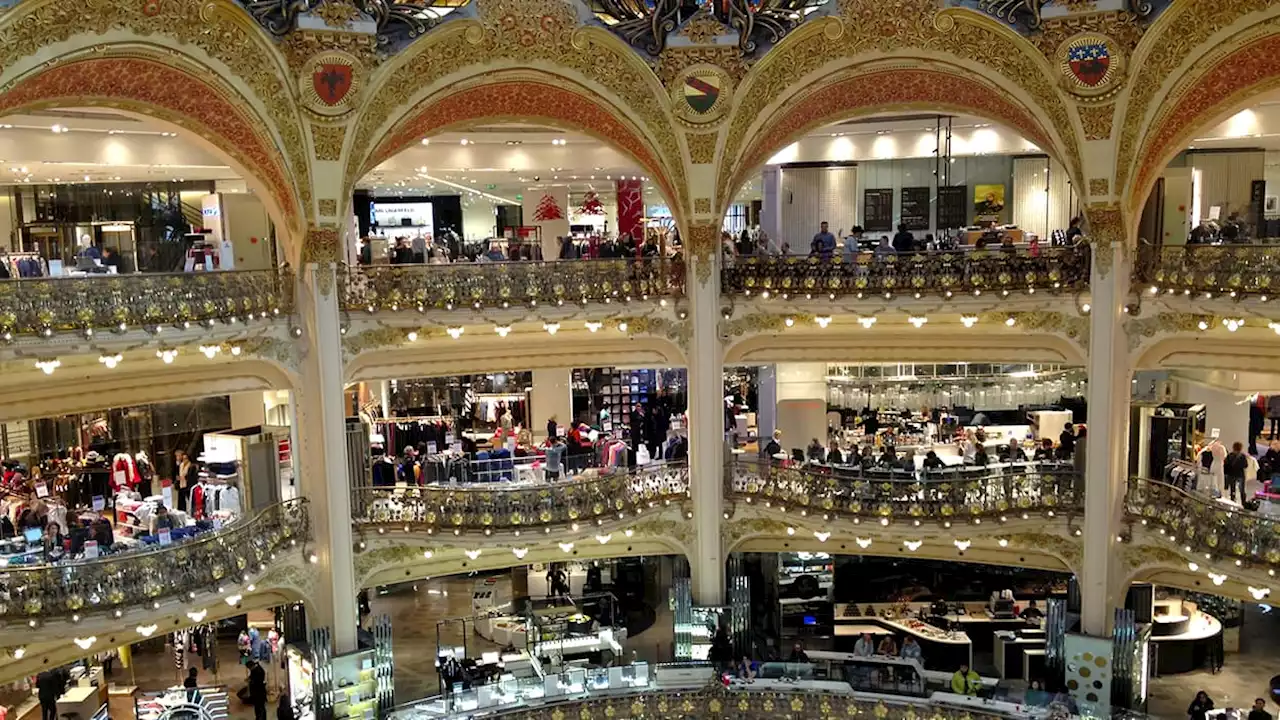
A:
184,667,200,701
788,642,809,663
1034,438,1056,461
762,430,782,459
1002,438,1027,462
546,416,558,442
36,669,67,720
973,443,989,467
1058,423,1076,460
876,634,898,656
1020,599,1044,622
248,660,268,720
277,696,295,720
826,441,844,465
175,449,198,512
737,655,756,680
892,224,915,253
878,445,898,468
899,636,922,663
950,663,980,696
1225,441,1248,503
852,633,874,657
42,522,64,560
1187,690,1214,720
922,450,945,472
1025,679,1050,707
1250,699,1273,720
807,438,825,462
811,221,836,260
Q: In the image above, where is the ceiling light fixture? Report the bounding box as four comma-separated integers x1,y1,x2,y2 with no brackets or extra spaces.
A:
814,316,832,328
512,547,528,559
857,316,877,329
960,315,978,328
855,537,872,548
73,637,97,650
98,353,122,369
464,549,482,559
186,609,208,623
585,321,602,333
543,322,560,335
199,344,221,359
558,542,574,552
494,325,512,337
35,358,60,375
156,348,178,364
813,531,830,542
908,316,928,328
903,540,922,551
595,534,612,544
136,624,158,637
1249,586,1271,600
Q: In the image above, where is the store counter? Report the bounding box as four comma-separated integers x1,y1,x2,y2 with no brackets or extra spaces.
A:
56,685,103,720
1150,600,1222,675
992,631,1045,680
805,651,997,692
834,604,971,669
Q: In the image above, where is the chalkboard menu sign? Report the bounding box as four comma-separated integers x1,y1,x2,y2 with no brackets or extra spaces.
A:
864,188,894,232
936,185,968,229
900,187,930,231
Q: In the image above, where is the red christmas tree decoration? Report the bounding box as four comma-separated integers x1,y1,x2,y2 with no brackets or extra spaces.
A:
578,190,605,215
533,193,564,222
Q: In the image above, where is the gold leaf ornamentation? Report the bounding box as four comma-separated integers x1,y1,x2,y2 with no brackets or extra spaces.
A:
687,132,718,164
312,124,347,162
1088,178,1110,197
1078,103,1115,141
314,0,360,28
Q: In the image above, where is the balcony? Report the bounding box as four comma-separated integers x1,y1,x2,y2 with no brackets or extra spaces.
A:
0,499,309,623
1136,243,1280,299
1125,477,1280,570
0,269,294,339
351,462,690,533
728,458,1083,523
722,246,1091,301
342,258,685,313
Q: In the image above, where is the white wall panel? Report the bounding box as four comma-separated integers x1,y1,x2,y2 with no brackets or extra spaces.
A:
778,166,857,250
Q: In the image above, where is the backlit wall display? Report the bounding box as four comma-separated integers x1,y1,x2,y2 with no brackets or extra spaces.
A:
370,200,434,228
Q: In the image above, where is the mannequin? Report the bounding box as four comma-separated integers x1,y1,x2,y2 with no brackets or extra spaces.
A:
1201,436,1227,499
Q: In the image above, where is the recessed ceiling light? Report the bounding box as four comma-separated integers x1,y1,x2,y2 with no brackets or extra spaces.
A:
459,138,470,146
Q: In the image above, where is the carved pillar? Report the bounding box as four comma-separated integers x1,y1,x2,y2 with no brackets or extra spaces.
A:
295,255,359,652
1080,205,1131,637
686,219,725,604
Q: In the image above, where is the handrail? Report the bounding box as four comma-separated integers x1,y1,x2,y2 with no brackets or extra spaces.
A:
0,498,309,620
342,257,685,312
1134,243,1280,296
722,245,1091,299
729,457,1082,522
351,462,689,531
1125,476,1280,567
0,269,295,337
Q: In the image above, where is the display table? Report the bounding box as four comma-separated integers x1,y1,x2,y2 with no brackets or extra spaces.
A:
56,684,103,720
992,631,1045,680
1151,607,1221,675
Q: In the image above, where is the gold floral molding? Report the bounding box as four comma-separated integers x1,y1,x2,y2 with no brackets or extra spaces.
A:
679,12,726,45
694,197,712,214
0,0,314,234
724,517,791,549
655,47,751,85
1123,543,1188,572
311,123,346,162
1029,10,1146,61
1078,103,1115,141
1084,202,1125,277
720,312,814,339
303,224,341,266
314,0,360,28
980,311,1090,351
687,132,718,164
346,0,685,219
685,221,720,284
1004,532,1082,572
342,325,436,356
1088,178,1110,197
317,198,339,216
611,316,691,352
1113,0,1269,205
1125,312,1215,352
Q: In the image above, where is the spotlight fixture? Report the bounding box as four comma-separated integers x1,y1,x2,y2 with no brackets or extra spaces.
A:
35,358,60,375
446,326,464,339
73,637,97,650
997,538,1009,547
199,344,221,359
783,317,795,327
12,647,25,659
1005,316,1017,327
857,316,877,329
903,540,922,551
406,331,419,342
558,542,574,552
624,528,634,537
960,315,978,328
813,531,830,542
1197,320,1209,331
494,325,512,337
1249,586,1271,600
543,322,560,335
585,321,602,332
954,539,971,552
187,609,208,622
1208,572,1227,586
1223,318,1244,332
815,316,832,328
225,594,243,605
97,353,122,369
136,624,158,637
618,322,628,332
1188,562,1199,572
855,537,872,549
422,550,434,559
595,534,612,544
908,316,928,328
156,348,178,364
512,547,529,559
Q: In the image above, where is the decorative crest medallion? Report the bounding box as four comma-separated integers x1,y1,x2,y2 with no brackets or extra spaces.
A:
302,51,361,115
671,64,731,126
1057,33,1124,99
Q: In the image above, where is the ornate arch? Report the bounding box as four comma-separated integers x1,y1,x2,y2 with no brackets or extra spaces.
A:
0,0,310,240
1113,2,1280,212
0,53,301,241
359,75,683,210
1125,27,1280,215
716,5,1083,206
343,0,685,215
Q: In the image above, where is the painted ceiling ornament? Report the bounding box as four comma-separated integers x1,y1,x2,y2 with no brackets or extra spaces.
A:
671,63,731,126
301,50,362,116
314,0,361,27
1057,32,1125,99
239,0,470,53
589,0,825,57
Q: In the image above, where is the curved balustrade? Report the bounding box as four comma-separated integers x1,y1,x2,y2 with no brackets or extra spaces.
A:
342,258,685,312
1136,243,1280,297
722,246,1091,300
351,463,689,531
0,269,294,338
729,458,1082,522
1125,477,1280,568
0,499,309,621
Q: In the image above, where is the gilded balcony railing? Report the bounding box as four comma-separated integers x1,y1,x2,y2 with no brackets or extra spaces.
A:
392,683,1036,720
1135,243,1280,297
342,258,685,312
351,463,689,531
722,246,1091,300
1125,477,1280,569
0,499,309,621
728,458,1082,522
0,269,295,338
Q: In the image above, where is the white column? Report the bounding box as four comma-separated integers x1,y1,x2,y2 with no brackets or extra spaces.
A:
761,167,782,250
1080,243,1131,637
776,362,828,455
531,369,573,440
688,245,725,605
295,263,359,652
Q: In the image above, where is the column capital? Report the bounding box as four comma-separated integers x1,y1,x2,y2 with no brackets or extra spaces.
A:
685,218,722,286
1083,201,1131,280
